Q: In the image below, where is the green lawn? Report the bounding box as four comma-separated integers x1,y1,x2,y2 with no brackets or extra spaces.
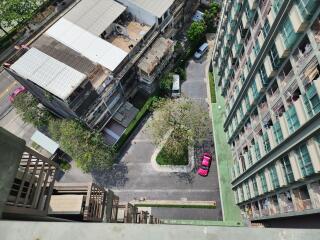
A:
156,136,188,165
208,72,216,103
211,77,242,223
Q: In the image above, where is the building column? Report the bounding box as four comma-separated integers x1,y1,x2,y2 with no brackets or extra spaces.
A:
249,179,255,198
279,115,289,139
264,168,273,191
267,128,276,149
275,160,286,187
293,98,308,125
288,152,302,181
306,139,320,173
307,183,320,210
256,174,263,195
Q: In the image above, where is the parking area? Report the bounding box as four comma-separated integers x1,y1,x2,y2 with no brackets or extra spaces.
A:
92,47,221,220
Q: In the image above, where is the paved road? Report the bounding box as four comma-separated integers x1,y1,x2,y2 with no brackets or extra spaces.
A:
0,70,19,117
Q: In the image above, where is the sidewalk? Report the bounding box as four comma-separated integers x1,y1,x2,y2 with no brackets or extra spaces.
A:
211,84,242,223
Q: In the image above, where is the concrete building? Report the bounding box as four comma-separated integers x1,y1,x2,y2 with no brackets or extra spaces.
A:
0,127,161,224
212,0,320,224
4,0,189,145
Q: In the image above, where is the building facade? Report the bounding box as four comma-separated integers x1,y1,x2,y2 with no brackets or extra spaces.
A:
212,0,320,222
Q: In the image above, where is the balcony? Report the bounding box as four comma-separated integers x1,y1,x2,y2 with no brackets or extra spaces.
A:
258,101,269,119
268,88,280,108
279,70,295,90
282,202,295,213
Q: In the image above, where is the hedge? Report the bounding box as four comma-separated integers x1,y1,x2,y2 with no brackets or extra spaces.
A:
115,97,155,150
209,71,216,103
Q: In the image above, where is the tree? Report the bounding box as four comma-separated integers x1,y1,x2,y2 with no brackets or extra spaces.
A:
159,73,173,96
13,92,115,173
147,98,210,157
13,92,52,128
203,3,220,33
48,120,115,173
0,0,38,35
187,21,207,48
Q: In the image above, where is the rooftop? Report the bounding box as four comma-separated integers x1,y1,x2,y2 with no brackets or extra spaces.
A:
105,21,151,53
45,18,128,72
64,0,126,36
137,37,174,74
119,0,174,18
10,48,86,100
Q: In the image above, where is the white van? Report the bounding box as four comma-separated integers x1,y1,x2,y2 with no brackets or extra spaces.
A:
171,74,181,98
194,42,209,60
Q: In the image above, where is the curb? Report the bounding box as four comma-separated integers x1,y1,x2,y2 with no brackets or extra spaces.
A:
150,130,195,173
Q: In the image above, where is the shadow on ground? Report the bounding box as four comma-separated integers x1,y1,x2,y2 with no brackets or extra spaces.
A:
93,162,129,188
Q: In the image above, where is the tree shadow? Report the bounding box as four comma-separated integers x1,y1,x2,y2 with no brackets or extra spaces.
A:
172,172,195,184
92,162,129,188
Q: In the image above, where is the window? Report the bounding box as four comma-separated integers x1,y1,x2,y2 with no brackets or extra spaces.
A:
281,18,296,48
259,172,268,193
247,150,253,166
296,143,314,177
245,94,250,109
273,121,284,144
297,0,317,20
303,84,320,118
240,187,245,201
259,65,268,85
251,81,259,99
281,156,295,184
239,106,244,118
273,0,284,14
269,44,280,69
285,105,300,134
252,177,259,195
269,164,280,189
262,19,270,38
254,142,261,160
263,132,271,153
254,40,260,55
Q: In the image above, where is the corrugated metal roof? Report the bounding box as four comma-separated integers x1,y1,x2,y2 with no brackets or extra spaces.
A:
124,0,173,18
10,48,86,100
46,18,128,72
31,131,59,155
64,0,126,36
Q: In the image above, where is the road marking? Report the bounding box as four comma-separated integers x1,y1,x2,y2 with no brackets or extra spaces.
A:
111,189,216,193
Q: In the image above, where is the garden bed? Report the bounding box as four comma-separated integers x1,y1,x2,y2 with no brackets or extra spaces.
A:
156,135,189,166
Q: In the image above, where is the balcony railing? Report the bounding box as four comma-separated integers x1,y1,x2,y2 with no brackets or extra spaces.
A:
268,88,280,107
260,208,269,216
282,202,294,213
293,44,314,68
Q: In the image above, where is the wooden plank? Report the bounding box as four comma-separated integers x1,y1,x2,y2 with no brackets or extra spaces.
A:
49,195,84,215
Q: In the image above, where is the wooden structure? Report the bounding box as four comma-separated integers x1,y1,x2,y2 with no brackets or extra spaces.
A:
51,183,107,222
3,146,59,219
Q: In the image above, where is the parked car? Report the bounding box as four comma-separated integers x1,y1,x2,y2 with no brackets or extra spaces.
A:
171,74,181,98
194,43,209,60
9,86,27,103
197,152,212,177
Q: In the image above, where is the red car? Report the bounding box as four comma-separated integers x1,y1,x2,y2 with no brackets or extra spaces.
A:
9,86,27,103
197,152,212,177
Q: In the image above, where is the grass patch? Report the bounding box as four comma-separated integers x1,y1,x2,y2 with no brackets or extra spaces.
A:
115,97,155,150
208,71,216,103
156,136,188,166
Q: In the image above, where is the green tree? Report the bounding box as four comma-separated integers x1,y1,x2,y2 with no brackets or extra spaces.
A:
0,0,38,35
203,3,220,33
13,92,52,128
148,98,210,158
48,120,115,173
159,73,173,96
187,21,207,47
